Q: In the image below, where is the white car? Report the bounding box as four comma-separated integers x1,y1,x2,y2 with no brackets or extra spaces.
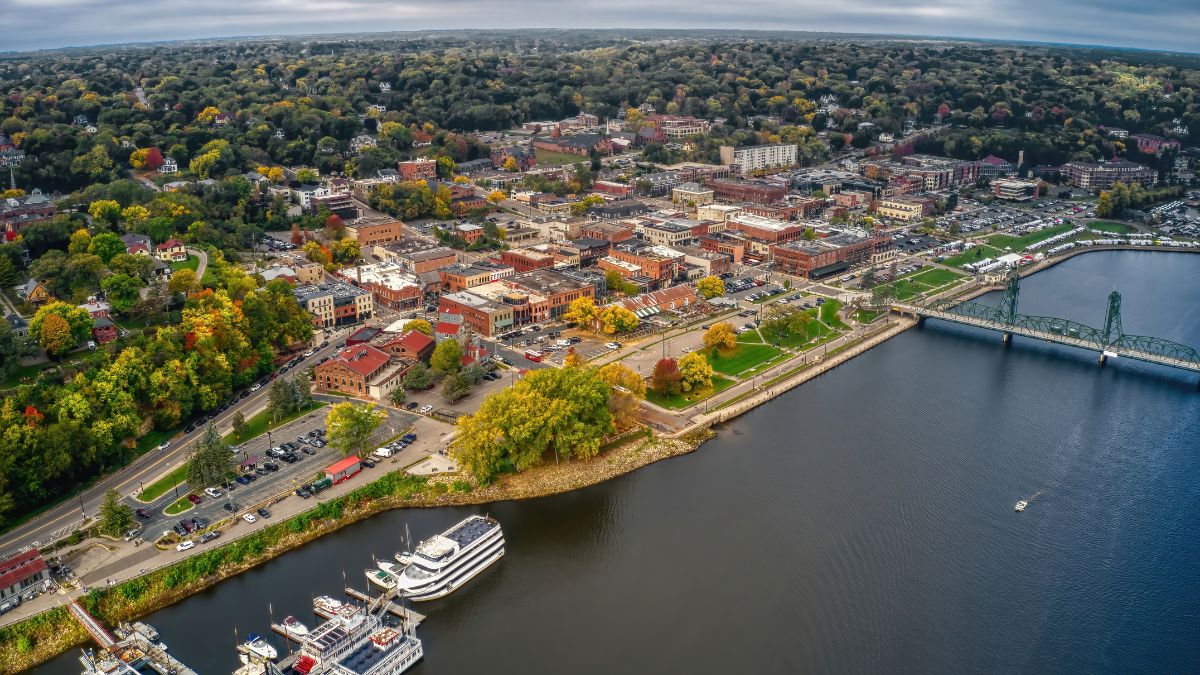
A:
373,447,394,458
605,342,621,350
156,441,171,451
304,349,315,357
204,487,223,498
419,404,433,414
243,513,257,524
250,383,262,392
556,339,571,347
176,540,195,552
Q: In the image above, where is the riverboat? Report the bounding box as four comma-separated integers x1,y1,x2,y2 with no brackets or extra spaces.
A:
394,515,504,601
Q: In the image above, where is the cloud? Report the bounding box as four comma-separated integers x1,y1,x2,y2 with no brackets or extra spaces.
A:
0,0,1197,53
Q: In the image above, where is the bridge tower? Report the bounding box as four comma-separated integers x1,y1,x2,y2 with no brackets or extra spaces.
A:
1000,268,1020,344
1099,290,1124,365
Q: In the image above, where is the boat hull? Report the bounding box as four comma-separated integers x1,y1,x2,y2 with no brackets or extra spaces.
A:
403,545,505,602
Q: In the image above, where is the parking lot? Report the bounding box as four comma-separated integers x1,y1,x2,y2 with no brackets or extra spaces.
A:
130,403,421,543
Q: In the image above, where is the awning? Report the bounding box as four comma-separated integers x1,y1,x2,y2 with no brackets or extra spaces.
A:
808,261,850,279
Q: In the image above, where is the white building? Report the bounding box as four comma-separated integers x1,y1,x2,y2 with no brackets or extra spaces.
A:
718,144,799,173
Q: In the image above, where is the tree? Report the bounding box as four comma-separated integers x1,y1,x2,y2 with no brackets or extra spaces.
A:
388,387,407,407
696,275,725,299
30,301,92,347
290,375,313,410
442,373,471,402
189,150,220,179
268,379,295,422
563,296,599,329
563,347,585,368
430,339,462,373
68,228,93,256
502,156,519,172
197,106,221,124
129,148,151,170
651,358,683,395
597,361,645,430
144,147,165,171
168,268,199,296
231,410,247,439
678,351,714,392
186,422,229,489
451,366,613,482
101,273,143,314
0,255,18,290
486,189,508,204
402,362,433,390
88,200,121,227
98,488,135,537
703,322,738,352
0,320,32,379
404,318,433,336
290,223,304,245
598,305,639,334
325,401,386,457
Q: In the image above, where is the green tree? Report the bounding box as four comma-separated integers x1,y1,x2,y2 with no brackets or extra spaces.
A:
325,401,386,457
0,320,33,379
442,373,471,402
268,379,295,422
0,255,17,290
168,268,199,296
30,302,92,349
388,387,407,407
186,422,229,488
290,375,313,410
430,339,462,373
98,488,135,537
402,362,433,390
87,232,126,264
100,273,143,314
231,410,247,439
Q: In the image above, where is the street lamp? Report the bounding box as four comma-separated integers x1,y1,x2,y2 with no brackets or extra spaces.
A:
78,494,86,518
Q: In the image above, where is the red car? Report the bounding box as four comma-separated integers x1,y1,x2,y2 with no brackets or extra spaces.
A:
186,494,202,504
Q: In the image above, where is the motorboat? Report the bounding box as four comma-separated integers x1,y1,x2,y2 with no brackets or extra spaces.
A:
1015,500,1028,512
242,633,277,660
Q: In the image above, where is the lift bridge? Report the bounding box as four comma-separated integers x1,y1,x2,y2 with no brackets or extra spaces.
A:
901,269,1200,378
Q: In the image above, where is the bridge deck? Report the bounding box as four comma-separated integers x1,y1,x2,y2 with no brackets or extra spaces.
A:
68,600,116,649
912,307,1200,373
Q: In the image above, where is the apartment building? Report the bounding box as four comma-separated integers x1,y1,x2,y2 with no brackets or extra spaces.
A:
671,182,715,206
438,262,516,292
726,214,807,244
718,144,798,173
1062,159,1157,191
704,178,789,204
876,196,933,221
601,240,685,281
294,282,374,328
398,159,438,180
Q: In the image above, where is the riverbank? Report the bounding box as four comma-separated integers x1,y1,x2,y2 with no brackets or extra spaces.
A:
0,426,714,674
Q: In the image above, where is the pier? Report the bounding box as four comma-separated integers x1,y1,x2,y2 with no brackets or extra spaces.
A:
344,585,426,627
70,602,199,675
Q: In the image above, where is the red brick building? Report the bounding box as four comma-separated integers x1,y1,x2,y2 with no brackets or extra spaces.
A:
398,159,438,181
704,178,788,204
501,248,556,273
771,233,892,279
378,329,435,362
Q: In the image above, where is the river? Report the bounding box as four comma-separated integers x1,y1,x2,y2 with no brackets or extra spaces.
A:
35,251,1200,674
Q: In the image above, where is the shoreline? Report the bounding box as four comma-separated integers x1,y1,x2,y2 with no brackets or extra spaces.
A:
7,245,1193,673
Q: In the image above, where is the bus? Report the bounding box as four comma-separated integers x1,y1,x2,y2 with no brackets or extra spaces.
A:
524,350,544,362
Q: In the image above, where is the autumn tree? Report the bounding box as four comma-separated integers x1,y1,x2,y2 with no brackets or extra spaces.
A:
196,106,221,124
38,313,77,356
563,296,599,329
290,223,303,245
598,305,639,334
168,268,199,296
430,338,463,373
563,347,585,368
88,199,121,226
129,147,151,170
597,361,645,430
144,147,165,171
696,275,725,299
486,189,508,204
650,358,683,395
703,322,738,352
325,401,386,457
404,319,433,336
678,351,714,392
30,301,92,346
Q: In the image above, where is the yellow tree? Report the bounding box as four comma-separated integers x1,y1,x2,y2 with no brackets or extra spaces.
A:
39,313,77,356
563,296,599,329
502,156,518,172
404,319,433,336
678,351,714,392
597,361,645,430
563,347,585,368
486,189,508,204
196,106,221,124
703,322,737,352
696,275,725,299
598,306,639,334
128,148,151,169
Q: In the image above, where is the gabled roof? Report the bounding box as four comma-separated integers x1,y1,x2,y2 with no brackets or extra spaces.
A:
389,329,434,353
331,344,391,377
160,238,185,248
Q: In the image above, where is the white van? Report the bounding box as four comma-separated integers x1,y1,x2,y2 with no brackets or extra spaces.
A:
373,447,395,459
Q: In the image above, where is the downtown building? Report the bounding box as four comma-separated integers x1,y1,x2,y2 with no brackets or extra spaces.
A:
719,144,799,173
1062,159,1157,191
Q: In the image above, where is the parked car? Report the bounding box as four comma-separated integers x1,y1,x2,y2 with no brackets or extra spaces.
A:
235,476,251,485
204,487,223,498
199,531,221,544
295,488,311,499
420,404,433,414
156,441,171,451
250,383,262,392
243,513,257,524
176,540,195,552
135,508,152,519
223,502,237,512
186,494,202,504
360,459,376,468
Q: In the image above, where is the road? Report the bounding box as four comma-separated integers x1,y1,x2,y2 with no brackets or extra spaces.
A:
0,323,357,556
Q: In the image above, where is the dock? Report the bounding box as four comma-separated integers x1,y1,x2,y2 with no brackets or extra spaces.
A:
344,586,426,627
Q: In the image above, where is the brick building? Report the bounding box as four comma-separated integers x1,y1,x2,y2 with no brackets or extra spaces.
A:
346,220,405,247
704,178,789,204
314,344,409,401
771,233,893,279
398,159,438,181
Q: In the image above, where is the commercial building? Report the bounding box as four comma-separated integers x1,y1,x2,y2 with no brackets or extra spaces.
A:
646,115,711,139
704,178,789,204
877,196,934,221
700,232,747,264
294,282,374,328
696,204,742,224
1062,159,1157,191
992,178,1040,202
0,550,50,603
507,269,596,322
719,144,798,173
438,290,515,337
1,189,56,236
346,220,405,247
638,218,707,247
315,343,409,400
676,245,733,276
601,240,685,282
671,182,715,206
581,220,636,242
500,248,556,273
295,262,326,285
439,262,515,292
373,242,458,274
593,181,634,198
726,214,807,244
398,159,437,181
343,261,423,310
771,233,893,279
377,329,436,362
560,238,612,266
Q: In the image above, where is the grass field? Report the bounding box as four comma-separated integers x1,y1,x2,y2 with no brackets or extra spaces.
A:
706,343,784,377
1088,221,1137,235
737,330,763,343
942,245,1006,268
820,299,848,330
139,465,188,502
645,376,735,409
171,255,200,272
907,268,964,287
164,495,194,516
987,222,1075,251
534,148,588,166
223,401,325,445
853,309,883,324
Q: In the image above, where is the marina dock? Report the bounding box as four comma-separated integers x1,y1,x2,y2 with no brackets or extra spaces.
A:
344,586,426,627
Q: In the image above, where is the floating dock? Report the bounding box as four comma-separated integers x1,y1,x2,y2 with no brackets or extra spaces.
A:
344,586,426,627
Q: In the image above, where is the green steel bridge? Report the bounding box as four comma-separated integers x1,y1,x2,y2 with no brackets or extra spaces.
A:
901,270,1200,376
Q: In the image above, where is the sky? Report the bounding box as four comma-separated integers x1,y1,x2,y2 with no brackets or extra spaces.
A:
1,0,1198,54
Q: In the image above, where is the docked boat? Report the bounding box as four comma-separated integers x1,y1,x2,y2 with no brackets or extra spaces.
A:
394,515,504,601
1015,500,1028,512
366,566,399,590
271,615,309,640
312,595,343,618
241,633,277,661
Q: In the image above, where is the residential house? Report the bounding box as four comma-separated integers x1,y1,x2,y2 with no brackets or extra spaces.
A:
16,279,51,304
156,239,187,262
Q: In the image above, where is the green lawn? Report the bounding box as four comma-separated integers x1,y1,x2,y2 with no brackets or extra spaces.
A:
942,245,1006,268
987,222,1075,251
1088,221,1136,235
138,464,188,502
164,496,194,516
853,309,883,324
905,268,964,287
820,299,848,330
737,329,764,343
171,255,200,272
534,148,588,166
706,343,785,377
223,401,325,445
645,376,736,410
0,361,52,389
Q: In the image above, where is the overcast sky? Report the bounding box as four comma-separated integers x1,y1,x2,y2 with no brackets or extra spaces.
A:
2,0,1198,54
